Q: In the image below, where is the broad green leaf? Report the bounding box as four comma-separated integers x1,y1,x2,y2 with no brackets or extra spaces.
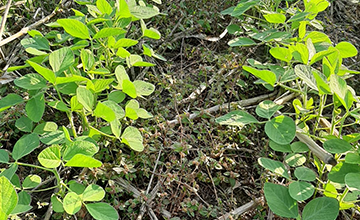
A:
0,93,23,112
63,192,82,215
96,0,112,15
68,181,85,194
304,31,332,44
57,19,90,39
20,36,49,51
70,96,83,111
21,63,54,86
345,173,360,191
255,100,282,119
228,37,256,47
324,183,338,198
231,0,260,17
136,108,153,119
23,175,41,189
14,74,46,90
251,29,291,42
133,80,155,96
38,145,61,168
130,6,159,19
51,196,64,213
80,49,95,71
116,47,131,58
76,87,94,111
294,166,316,181
258,157,290,179
122,79,137,98
143,28,161,39
0,164,18,181
26,93,45,122
48,101,70,112
309,49,335,65
121,126,144,151
88,68,111,75
330,74,353,110
12,133,40,161
40,130,65,145
215,110,259,127
0,176,18,219
335,42,358,58
269,140,292,153
264,13,286,23
0,149,9,163
291,141,309,153
329,162,360,184
288,181,314,201
285,153,306,167
108,91,126,103
94,102,116,122
313,69,331,94
110,119,121,138
92,79,114,93
114,65,129,90
114,38,138,48
264,183,298,218
49,47,75,75
65,154,102,167
323,138,352,154
291,43,308,64
82,184,105,202
56,75,88,84
103,100,125,119
269,47,292,62
15,116,33,132
243,66,276,86
132,61,155,67
25,47,47,55
302,197,339,220
294,64,317,90
85,203,119,220
11,191,32,214
345,153,360,164
63,141,99,161
265,116,295,145
33,122,58,135
118,0,131,18
287,11,309,22
93,28,126,39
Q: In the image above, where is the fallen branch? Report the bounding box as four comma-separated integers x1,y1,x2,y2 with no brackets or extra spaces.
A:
217,197,264,220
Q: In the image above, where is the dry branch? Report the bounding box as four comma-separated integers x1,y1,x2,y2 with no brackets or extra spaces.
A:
217,197,264,220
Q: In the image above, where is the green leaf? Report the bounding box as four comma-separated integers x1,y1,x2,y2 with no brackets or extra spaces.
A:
114,38,138,48
0,149,9,163
121,126,144,151
55,75,88,84
76,87,94,111
313,69,331,94
345,153,360,164
110,119,121,139
82,184,105,202
231,0,260,17
63,192,82,215
96,0,112,15
118,0,131,18
27,60,56,84
65,154,102,167
11,191,32,214
329,162,360,184
12,133,40,161
38,145,61,168
103,100,125,119
49,47,74,75
288,181,314,201
285,153,306,167
294,166,316,181
0,93,23,112
265,116,295,145
85,203,119,220
14,74,47,90
116,47,131,58
51,196,64,213
23,175,41,189
255,100,282,119
80,49,95,71
0,176,18,219
143,28,161,39
133,80,155,96
40,130,65,145
294,64,317,90
63,141,99,161
21,36,50,51
92,79,114,93
264,13,286,23
33,122,58,135
108,91,126,103
291,141,309,153
48,101,70,112
302,197,339,220
130,6,159,19
258,157,290,179
94,102,116,122
304,31,332,44
335,42,358,58
57,19,90,39
228,37,256,47
323,138,352,154
269,140,292,153
345,173,360,191
89,68,111,75
93,28,126,39
330,74,353,110
15,116,33,132
122,79,137,98
215,110,259,127
0,164,18,180
26,93,45,122
269,47,292,62
263,183,298,218
243,66,276,86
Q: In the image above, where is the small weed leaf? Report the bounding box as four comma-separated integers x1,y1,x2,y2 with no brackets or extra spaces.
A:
0,176,18,219
302,197,339,220
38,145,61,168
269,140,292,153
323,138,352,154
288,181,315,201
11,191,32,215
57,19,90,40
63,141,99,161
65,154,102,167
345,173,360,191
263,13,286,24
291,141,309,153
255,100,283,119
265,116,295,145
264,182,298,218
294,167,316,181
228,37,256,47
85,202,119,220
329,162,360,184
0,93,23,112
25,93,45,122
231,0,260,17
51,196,64,213
15,116,33,132
0,150,9,163
285,153,306,167
258,158,290,179
82,184,105,202
63,192,82,215
23,175,41,189
14,74,47,90
0,164,18,180
121,126,144,151
215,110,259,127
49,47,74,75
12,134,40,161
335,42,358,58
243,66,276,86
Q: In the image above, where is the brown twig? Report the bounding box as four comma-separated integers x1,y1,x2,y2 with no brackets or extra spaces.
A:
217,197,264,220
